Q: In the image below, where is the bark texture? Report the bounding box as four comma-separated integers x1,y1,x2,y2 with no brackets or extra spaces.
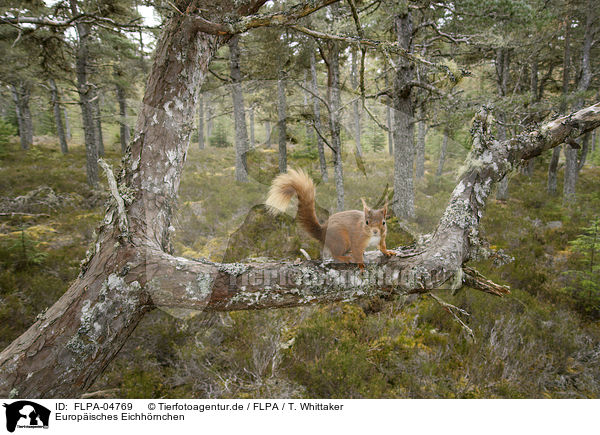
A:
564,1,594,203
392,9,415,219
49,79,68,154
386,72,393,156
10,83,33,150
64,107,71,140
548,14,570,196
265,119,271,148
116,83,130,154
326,40,344,211
72,15,99,186
229,34,249,182
547,146,561,195
277,71,287,173
205,91,213,139
351,47,362,157
310,48,328,181
249,105,255,149
415,106,426,179
197,93,204,150
436,128,448,176
494,48,511,201
92,91,104,157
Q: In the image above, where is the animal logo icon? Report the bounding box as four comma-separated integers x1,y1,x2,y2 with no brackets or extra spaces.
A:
3,401,50,432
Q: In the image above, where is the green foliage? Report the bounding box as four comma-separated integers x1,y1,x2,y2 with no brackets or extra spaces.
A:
563,217,600,318
208,120,231,148
3,228,47,270
366,122,385,152
0,118,16,156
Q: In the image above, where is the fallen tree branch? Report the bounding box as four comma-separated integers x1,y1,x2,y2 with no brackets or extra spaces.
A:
0,212,50,218
429,293,474,340
462,267,510,297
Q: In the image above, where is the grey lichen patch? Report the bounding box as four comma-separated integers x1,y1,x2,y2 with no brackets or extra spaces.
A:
185,271,214,302
68,274,142,360
117,184,136,205
473,180,491,206
9,388,18,399
226,288,267,308
217,262,249,275
439,197,477,230
66,334,97,358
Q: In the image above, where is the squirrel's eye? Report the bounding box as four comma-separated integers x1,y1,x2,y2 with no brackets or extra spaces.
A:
365,220,369,225
383,221,386,225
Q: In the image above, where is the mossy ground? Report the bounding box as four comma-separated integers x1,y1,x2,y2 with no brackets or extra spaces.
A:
0,132,599,398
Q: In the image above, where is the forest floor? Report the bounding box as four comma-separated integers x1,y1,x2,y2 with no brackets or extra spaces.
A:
0,135,599,398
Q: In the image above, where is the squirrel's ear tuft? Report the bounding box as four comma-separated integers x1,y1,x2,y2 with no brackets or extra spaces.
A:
382,201,388,217
360,198,370,213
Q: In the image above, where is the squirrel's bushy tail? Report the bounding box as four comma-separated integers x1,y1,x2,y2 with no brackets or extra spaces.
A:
265,168,324,243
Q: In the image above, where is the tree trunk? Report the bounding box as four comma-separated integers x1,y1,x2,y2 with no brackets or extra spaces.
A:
549,14,570,196
310,48,328,181
530,57,539,102
303,71,313,146
249,105,255,149
523,160,534,177
385,71,393,156
564,0,594,203
351,47,362,157
578,133,589,171
93,91,104,157
72,15,99,187
205,91,213,139
562,15,571,102
116,83,130,154
277,71,287,173
49,79,68,154
494,48,511,201
64,107,71,140
197,93,205,150
525,57,539,175
265,119,271,148
10,83,33,150
392,9,415,219
548,146,561,195
327,40,344,211
0,8,228,397
415,106,426,179
436,128,448,176
563,144,578,202
495,123,509,200
228,34,249,182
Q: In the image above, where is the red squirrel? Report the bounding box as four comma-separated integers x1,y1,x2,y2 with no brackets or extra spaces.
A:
266,168,394,269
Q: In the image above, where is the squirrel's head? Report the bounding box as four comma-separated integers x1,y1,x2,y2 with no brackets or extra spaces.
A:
361,199,388,236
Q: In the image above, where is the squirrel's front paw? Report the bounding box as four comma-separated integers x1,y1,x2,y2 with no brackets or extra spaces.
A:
381,249,393,257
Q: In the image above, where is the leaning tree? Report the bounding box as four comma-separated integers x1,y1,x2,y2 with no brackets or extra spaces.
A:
1,0,599,398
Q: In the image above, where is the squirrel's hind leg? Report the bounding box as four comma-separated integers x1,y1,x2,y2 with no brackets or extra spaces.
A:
332,254,352,263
